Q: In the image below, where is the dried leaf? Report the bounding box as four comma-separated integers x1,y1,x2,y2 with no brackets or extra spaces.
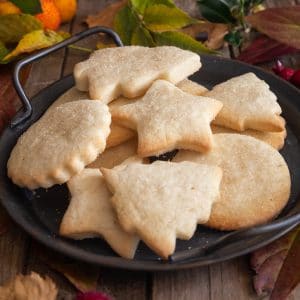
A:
182,22,228,50
85,0,127,28
3,30,68,62
0,272,58,300
237,35,298,64
0,13,42,44
246,6,300,50
48,260,99,292
0,65,30,132
251,225,300,299
153,30,216,54
143,4,197,32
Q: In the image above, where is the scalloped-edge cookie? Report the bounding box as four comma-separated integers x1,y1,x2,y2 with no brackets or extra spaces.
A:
205,73,285,132
60,168,140,259
101,161,222,259
74,46,201,103
211,125,287,150
174,133,291,230
112,80,223,157
7,100,111,190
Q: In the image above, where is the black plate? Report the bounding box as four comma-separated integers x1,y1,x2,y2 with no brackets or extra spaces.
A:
1,55,300,271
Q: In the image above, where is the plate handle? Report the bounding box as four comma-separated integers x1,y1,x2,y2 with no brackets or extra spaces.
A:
11,26,123,128
169,212,300,263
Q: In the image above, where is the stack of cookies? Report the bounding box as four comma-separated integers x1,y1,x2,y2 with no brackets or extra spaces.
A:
7,46,291,260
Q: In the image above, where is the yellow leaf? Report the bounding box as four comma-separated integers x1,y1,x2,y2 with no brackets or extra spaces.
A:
0,272,57,300
3,29,67,61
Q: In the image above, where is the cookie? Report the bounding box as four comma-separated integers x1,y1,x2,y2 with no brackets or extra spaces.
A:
205,73,285,132
74,46,201,103
101,161,222,259
7,101,111,189
88,138,137,169
174,133,291,230
211,125,287,150
60,168,139,259
112,80,223,157
177,78,208,95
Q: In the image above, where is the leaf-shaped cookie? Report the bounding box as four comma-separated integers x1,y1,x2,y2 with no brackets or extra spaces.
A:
7,101,111,189
101,161,222,259
205,73,285,132
112,80,222,156
74,46,201,103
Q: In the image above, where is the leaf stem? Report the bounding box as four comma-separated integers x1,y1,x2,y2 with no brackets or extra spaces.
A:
68,45,93,53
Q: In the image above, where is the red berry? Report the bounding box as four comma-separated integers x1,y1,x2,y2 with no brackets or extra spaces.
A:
279,68,295,81
76,291,112,300
291,70,300,88
272,60,285,75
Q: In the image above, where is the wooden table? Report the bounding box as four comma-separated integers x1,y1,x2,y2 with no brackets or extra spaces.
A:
1,1,300,299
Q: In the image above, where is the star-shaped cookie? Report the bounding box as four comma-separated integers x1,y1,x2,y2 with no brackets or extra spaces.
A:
112,80,223,157
205,73,285,132
101,161,222,259
60,168,139,259
74,46,201,103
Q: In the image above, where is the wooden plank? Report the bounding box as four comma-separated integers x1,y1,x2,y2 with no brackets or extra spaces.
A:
209,257,257,300
152,267,210,300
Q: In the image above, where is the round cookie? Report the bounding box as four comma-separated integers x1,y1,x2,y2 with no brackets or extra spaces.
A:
173,133,291,230
7,100,111,190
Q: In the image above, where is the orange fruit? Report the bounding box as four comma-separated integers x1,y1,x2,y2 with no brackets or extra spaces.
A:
0,1,21,15
54,0,77,23
35,0,61,30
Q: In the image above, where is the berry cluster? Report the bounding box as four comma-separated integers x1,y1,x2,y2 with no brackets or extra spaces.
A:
272,60,300,88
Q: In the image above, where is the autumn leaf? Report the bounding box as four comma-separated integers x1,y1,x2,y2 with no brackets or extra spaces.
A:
0,14,42,44
0,272,58,300
2,30,69,62
10,0,42,14
246,6,300,50
85,0,127,29
251,225,300,299
143,4,197,32
153,30,216,54
237,35,298,64
0,65,30,132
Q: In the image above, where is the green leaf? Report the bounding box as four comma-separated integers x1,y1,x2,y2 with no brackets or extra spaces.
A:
130,0,175,15
131,26,155,46
152,31,216,54
114,5,139,45
246,6,300,50
2,30,67,62
0,41,9,61
0,14,42,44
144,4,197,32
224,30,242,47
10,0,42,14
197,0,236,24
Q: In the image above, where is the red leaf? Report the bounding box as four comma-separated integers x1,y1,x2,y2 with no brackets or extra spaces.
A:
246,6,300,50
237,35,298,64
0,65,30,133
251,225,300,299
